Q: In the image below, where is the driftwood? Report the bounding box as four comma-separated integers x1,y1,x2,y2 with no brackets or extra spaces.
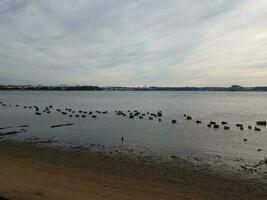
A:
16,125,29,128
0,129,26,137
0,125,29,130
51,123,74,128
0,127,12,130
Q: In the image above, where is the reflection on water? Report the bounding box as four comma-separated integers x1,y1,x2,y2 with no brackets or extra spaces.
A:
0,91,267,161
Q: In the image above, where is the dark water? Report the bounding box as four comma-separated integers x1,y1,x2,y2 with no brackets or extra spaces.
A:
0,91,267,162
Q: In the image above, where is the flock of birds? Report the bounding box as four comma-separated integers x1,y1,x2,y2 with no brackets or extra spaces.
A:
177,114,264,132
0,101,266,134
0,100,266,152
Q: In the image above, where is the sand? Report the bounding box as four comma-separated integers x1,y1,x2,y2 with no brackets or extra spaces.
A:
0,140,266,200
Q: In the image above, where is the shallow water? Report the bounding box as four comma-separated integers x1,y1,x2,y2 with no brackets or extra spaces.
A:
0,90,267,162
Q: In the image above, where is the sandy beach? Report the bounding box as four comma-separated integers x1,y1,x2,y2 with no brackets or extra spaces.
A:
0,140,266,200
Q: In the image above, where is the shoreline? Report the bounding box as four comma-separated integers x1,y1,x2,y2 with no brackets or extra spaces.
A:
0,140,267,199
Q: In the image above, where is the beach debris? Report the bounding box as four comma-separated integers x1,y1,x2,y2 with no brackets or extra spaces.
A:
240,165,257,173
39,138,58,144
257,148,263,152
50,123,74,128
256,121,267,126
252,158,267,168
121,137,124,142
172,119,177,124
243,138,247,142
221,121,227,125
196,120,201,124
224,126,230,130
248,125,252,129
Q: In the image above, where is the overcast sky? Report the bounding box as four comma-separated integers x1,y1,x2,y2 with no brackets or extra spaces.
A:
0,0,266,86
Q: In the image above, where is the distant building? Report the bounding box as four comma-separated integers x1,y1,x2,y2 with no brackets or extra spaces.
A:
230,85,244,91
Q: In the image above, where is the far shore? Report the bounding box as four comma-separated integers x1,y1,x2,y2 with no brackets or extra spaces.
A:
0,140,267,200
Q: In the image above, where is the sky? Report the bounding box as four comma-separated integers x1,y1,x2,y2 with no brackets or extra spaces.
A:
0,0,266,87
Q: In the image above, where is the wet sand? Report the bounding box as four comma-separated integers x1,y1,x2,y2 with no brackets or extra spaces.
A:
0,140,267,200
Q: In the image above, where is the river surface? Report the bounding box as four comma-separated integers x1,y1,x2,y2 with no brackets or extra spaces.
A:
0,91,267,163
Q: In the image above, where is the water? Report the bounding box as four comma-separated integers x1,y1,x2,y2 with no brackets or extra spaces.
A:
1,90,267,162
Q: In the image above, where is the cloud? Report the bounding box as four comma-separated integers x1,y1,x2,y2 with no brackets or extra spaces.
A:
0,0,266,86
170,0,267,86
